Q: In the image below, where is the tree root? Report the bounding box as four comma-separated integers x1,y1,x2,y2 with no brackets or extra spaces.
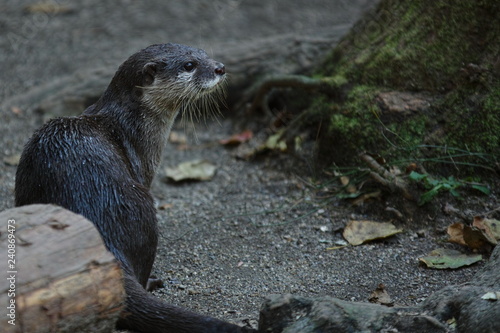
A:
244,74,338,116
359,152,414,200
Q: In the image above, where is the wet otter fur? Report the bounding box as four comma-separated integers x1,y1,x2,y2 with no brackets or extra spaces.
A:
15,43,255,333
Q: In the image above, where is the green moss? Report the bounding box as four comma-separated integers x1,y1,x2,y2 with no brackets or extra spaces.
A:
324,75,348,88
385,116,428,148
444,87,500,158
311,0,500,172
322,0,500,92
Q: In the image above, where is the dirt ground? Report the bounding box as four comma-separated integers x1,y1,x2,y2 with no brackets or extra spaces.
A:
0,0,495,330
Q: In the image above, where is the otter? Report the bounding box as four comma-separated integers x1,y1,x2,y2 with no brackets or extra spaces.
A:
15,43,256,333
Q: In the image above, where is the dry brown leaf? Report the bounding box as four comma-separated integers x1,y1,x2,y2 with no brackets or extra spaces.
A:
473,216,499,244
169,131,188,144
405,163,418,173
11,106,22,115
339,175,356,195
343,220,403,246
447,222,467,246
219,130,253,145
368,283,393,306
158,203,173,210
351,191,382,206
448,219,497,252
462,225,495,251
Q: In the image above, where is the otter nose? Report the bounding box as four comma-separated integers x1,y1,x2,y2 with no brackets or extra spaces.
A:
214,63,225,76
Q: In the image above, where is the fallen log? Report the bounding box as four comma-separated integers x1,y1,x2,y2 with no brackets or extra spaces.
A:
0,204,124,333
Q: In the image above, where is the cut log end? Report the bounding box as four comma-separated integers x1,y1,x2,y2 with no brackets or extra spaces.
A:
0,204,125,333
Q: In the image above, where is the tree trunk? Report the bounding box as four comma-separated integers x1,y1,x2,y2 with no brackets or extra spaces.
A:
312,0,500,170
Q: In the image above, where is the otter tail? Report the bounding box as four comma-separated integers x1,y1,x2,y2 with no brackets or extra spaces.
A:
116,273,256,333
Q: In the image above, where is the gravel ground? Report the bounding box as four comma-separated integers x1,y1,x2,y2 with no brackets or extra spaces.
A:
0,0,488,330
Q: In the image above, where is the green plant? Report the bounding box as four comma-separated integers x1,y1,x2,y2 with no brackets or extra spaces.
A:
408,171,490,205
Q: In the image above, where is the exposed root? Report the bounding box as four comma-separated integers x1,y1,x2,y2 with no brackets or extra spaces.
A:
359,153,414,201
245,74,338,116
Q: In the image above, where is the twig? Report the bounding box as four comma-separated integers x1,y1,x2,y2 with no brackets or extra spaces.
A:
359,153,414,200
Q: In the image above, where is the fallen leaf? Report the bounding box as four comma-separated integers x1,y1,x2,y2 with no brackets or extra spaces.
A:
219,130,253,145
405,163,418,173
368,283,393,306
447,223,467,246
340,176,350,186
342,220,403,246
446,317,457,328
4,154,21,166
235,130,287,159
419,248,482,269
351,191,382,206
314,225,329,232
326,245,348,251
234,145,258,160
169,131,188,144
448,220,496,252
264,132,287,151
158,203,173,210
463,225,496,251
481,292,500,301
24,2,73,14
165,159,216,182
339,175,358,194
333,239,349,246
473,216,499,244
236,130,288,160
11,106,22,115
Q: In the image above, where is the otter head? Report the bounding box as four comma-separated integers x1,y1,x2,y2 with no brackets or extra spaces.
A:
135,43,227,120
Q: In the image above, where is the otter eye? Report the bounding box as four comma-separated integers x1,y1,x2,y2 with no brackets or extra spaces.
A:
183,62,196,72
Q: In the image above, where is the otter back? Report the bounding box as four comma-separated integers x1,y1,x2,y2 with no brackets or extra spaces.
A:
15,115,158,285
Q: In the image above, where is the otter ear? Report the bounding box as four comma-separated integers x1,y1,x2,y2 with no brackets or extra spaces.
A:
142,62,157,86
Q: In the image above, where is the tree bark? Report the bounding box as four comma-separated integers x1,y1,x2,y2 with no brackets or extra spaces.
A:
311,0,500,169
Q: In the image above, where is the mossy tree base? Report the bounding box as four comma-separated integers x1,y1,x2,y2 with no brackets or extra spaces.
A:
308,0,500,175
